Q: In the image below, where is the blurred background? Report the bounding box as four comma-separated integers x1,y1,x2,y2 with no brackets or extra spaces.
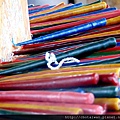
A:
28,0,120,9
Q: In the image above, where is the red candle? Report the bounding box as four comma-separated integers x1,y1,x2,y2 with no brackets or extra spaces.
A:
0,91,95,104
99,73,119,86
0,73,99,90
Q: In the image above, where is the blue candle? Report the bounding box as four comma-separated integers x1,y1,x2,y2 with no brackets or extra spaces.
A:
15,18,106,46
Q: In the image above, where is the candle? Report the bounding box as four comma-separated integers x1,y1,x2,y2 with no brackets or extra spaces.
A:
94,98,120,111
80,86,119,98
0,37,116,75
75,7,116,18
0,101,83,115
0,91,94,104
0,67,119,84
80,23,120,37
30,2,67,18
2,102,105,115
99,73,119,86
30,0,103,19
14,30,120,55
30,2,82,19
0,73,99,90
15,18,107,46
77,57,120,67
31,13,120,35
30,2,107,23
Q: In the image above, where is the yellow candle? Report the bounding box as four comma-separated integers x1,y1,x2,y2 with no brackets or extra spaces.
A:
94,98,120,111
107,16,120,25
0,102,83,115
1,68,120,82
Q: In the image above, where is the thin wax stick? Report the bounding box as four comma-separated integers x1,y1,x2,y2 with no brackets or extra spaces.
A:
80,86,119,98
99,73,119,86
94,98,120,111
15,18,107,46
0,73,99,90
0,67,119,83
30,2,107,23
14,30,120,55
30,9,120,29
3,102,105,115
30,2,67,17
0,91,94,104
0,37,116,75
0,101,83,115
30,0,102,19
27,24,120,50
69,7,116,19
31,11,120,35
75,56,120,67
30,2,83,19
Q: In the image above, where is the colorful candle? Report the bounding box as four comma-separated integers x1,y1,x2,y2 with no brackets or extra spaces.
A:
2,102,105,115
31,10,120,35
30,2,107,23
0,101,83,115
14,30,120,55
94,98,120,111
99,73,119,86
0,91,94,104
80,86,119,98
16,18,107,46
30,3,82,19
0,73,99,90
0,37,116,75
30,2,67,17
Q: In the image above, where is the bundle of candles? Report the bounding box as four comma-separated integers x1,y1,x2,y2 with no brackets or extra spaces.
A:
0,0,120,115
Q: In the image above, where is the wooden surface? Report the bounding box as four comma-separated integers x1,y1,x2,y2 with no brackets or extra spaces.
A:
0,0,31,62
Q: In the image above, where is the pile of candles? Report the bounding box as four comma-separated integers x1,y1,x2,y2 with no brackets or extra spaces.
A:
0,0,120,115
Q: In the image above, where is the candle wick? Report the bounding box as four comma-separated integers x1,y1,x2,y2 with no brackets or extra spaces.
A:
45,52,80,70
